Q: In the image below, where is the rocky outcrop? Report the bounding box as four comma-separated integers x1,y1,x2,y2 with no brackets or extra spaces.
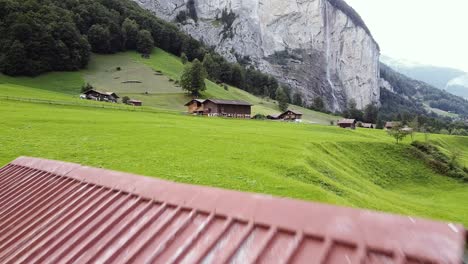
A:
134,0,380,111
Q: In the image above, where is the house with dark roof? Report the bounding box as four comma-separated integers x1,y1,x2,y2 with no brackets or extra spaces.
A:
337,119,357,129
0,156,465,264
360,123,375,129
384,121,401,130
127,99,142,106
267,110,303,121
185,99,252,118
82,90,119,103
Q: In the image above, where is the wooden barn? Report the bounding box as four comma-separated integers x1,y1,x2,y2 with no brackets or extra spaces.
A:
337,119,357,129
185,99,252,118
267,110,303,121
361,123,375,129
82,90,119,103
128,99,142,106
385,121,401,130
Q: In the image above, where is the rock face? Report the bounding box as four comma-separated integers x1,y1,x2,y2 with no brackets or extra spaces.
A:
134,0,380,111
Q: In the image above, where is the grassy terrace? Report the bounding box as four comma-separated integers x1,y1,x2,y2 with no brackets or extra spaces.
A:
0,98,466,225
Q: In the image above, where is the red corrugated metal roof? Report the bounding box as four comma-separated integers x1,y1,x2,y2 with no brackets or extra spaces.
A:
0,157,465,264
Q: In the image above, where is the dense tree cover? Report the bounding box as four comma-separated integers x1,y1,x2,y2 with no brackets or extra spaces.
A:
0,0,286,107
0,0,206,76
0,0,90,75
379,88,468,134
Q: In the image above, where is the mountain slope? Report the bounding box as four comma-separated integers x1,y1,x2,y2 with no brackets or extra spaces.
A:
381,55,466,89
134,0,380,111
379,63,468,120
381,56,468,99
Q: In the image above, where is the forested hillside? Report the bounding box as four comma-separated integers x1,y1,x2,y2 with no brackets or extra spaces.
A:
0,0,286,102
379,63,468,134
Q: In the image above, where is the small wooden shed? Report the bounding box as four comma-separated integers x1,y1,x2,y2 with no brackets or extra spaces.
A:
128,99,142,106
338,119,357,129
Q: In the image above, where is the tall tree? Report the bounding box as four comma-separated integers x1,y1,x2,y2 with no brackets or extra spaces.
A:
276,87,289,112
88,24,111,53
202,53,219,80
181,52,188,64
3,40,27,76
363,104,379,123
136,29,154,55
181,59,206,96
230,64,244,88
121,18,139,50
292,93,303,107
344,99,364,120
312,97,325,111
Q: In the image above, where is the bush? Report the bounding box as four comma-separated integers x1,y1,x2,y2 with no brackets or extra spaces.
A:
410,141,468,182
116,67,121,71
252,114,266,120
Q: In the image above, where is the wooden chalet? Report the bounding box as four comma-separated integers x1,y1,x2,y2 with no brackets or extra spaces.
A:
185,99,252,118
337,119,357,129
267,110,303,121
361,123,375,129
82,90,119,103
384,121,401,130
128,99,142,106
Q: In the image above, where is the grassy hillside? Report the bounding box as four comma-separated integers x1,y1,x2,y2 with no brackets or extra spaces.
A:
0,98,466,225
1,48,339,124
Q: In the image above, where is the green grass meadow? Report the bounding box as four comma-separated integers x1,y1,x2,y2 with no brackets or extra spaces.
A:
0,99,467,225
0,49,467,226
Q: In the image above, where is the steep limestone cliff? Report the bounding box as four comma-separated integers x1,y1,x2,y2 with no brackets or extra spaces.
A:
134,0,380,111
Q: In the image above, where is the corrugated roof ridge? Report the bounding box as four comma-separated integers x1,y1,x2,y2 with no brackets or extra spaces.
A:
3,157,466,264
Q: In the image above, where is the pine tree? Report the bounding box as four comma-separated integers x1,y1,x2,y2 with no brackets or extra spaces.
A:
181,53,188,64
230,64,244,87
276,87,289,112
202,53,219,80
312,97,325,111
292,93,303,107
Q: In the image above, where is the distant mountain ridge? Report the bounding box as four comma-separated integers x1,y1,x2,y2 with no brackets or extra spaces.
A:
379,63,468,120
380,55,468,99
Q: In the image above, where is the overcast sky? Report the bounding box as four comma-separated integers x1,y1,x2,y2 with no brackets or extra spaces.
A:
345,0,468,72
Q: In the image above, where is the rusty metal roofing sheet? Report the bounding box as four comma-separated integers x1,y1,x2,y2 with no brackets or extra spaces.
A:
0,157,466,264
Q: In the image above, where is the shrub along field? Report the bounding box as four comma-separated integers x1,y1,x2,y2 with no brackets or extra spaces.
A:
0,97,466,225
